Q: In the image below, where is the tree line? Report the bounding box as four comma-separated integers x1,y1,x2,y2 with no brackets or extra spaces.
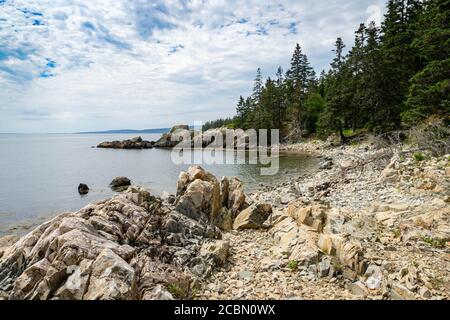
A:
204,0,449,140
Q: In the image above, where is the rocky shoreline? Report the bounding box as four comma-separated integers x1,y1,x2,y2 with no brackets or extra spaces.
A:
0,139,448,300
97,125,264,150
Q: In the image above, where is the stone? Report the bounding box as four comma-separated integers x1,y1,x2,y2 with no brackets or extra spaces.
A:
391,283,416,300
233,203,272,230
143,284,174,300
318,257,331,278
227,177,246,216
0,185,225,300
83,248,136,300
220,177,229,207
419,287,432,299
200,240,230,266
97,137,153,149
237,271,254,281
109,177,131,190
271,217,319,266
214,208,234,231
78,183,89,195
364,265,383,290
175,166,222,227
0,235,18,259
153,125,191,148
319,160,333,170
287,202,327,232
53,259,93,300
348,281,368,297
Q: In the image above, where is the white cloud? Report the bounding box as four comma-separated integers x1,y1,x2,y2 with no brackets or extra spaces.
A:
0,0,386,133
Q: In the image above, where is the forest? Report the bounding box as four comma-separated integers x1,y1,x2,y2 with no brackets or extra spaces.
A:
203,0,449,141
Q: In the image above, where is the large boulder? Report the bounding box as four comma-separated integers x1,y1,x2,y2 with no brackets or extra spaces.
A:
271,216,320,266
233,203,272,230
83,248,136,300
175,166,221,224
175,166,244,231
286,202,328,232
110,177,131,190
78,183,89,195
153,125,191,148
227,177,246,216
200,240,230,266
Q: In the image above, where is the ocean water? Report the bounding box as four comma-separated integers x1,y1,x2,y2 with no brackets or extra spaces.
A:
0,133,317,235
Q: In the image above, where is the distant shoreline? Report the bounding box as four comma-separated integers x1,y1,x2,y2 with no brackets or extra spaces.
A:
76,128,170,134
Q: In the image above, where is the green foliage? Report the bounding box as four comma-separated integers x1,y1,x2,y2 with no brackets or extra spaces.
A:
202,118,235,131
166,281,191,299
287,260,299,271
413,152,425,161
204,0,448,141
421,236,448,248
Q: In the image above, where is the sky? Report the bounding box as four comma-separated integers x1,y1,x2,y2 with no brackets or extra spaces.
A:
0,0,387,133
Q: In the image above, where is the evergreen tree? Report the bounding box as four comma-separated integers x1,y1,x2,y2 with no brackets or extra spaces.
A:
285,44,316,133
381,0,424,128
403,0,450,124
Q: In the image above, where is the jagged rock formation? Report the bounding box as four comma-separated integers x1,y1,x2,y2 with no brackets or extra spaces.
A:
0,165,248,300
97,136,154,149
153,125,191,148
175,166,246,231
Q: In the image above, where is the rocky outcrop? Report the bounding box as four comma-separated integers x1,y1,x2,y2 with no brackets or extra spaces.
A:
175,166,246,231
110,177,131,190
153,126,258,150
0,236,18,259
233,203,272,230
97,136,154,149
0,180,232,300
153,125,191,148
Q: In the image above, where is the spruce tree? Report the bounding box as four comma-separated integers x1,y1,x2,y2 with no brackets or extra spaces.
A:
403,0,450,124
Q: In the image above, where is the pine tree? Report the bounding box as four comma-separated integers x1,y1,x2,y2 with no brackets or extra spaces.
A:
380,0,425,129
331,37,346,72
236,96,247,127
274,66,286,130
403,0,450,124
318,38,353,139
250,68,264,128
285,44,316,133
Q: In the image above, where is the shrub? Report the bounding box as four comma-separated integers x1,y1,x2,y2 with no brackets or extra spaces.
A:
287,260,299,271
413,152,425,162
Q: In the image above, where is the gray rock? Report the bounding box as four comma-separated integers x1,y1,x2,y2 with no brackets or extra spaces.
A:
200,240,230,266
364,265,383,290
348,281,369,296
0,184,227,300
109,177,131,189
318,257,331,278
238,271,254,281
78,183,89,195
233,203,272,230
319,160,333,170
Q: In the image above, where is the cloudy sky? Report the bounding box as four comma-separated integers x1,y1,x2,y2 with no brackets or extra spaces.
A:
0,0,386,133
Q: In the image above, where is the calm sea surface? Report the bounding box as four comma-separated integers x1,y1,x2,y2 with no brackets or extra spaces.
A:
0,133,317,235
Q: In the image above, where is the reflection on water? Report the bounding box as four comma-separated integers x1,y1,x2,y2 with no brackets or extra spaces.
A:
0,134,317,235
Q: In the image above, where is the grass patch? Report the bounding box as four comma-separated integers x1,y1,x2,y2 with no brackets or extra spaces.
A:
287,260,299,271
166,281,191,299
413,152,426,162
343,129,356,137
421,236,448,249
